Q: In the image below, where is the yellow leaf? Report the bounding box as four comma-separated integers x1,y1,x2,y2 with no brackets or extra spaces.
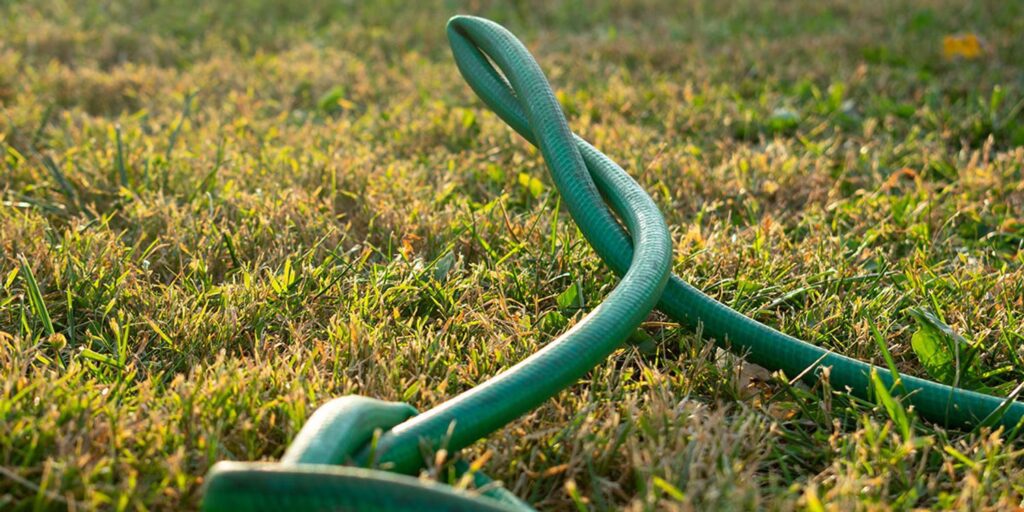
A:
804,485,825,512
942,33,984,60
400,232,420,258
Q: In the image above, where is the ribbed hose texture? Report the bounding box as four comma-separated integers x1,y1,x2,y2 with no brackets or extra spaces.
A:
203,463,519,511
362,15,673,475
203,13,1024,512
439,15,1024,431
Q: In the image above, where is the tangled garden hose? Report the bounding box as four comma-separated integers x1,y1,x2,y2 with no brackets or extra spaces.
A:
202,14,1024,511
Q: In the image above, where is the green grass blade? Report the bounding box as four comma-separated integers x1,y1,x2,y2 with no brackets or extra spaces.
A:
18,255,54,337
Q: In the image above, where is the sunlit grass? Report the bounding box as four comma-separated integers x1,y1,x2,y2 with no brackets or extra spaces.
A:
2,0,1024,509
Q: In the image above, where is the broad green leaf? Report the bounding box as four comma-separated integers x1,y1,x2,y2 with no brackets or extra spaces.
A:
556,281,584,312
540,310,567,332
317,86,345,113
907,308,982,387
910,325,952,383
433,251,456,282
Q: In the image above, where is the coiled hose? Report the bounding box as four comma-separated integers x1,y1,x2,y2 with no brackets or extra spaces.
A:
202,14,1024,511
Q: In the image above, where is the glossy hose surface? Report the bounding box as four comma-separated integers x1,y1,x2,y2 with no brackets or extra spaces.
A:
281,397,417,466
203,13,1024,512
362,14,673,475
204,14,673,511
204,463,519,512
441,15,1024,431
204,397,534,511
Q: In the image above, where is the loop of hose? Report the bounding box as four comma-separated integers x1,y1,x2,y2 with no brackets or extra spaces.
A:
203,13,1024,512
204,13,674,511
443,14,1024,433
360,14,674,474
204,396,532,511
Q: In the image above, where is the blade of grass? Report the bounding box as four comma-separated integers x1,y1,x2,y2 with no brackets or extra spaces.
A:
18,255,54,337
868,315,905,393
165,90,196,161
871,368,911,439
115,124,128,187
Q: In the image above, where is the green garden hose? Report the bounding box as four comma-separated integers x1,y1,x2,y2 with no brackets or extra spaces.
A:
203,397,529,511
204,13,673,511
202,14,1024,511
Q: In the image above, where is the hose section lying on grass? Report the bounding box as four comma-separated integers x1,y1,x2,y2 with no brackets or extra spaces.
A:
448,17,1024,432
204,13,673,511
203,14,1024,511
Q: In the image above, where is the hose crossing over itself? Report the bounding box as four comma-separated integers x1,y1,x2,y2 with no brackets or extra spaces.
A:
202,15,1024,511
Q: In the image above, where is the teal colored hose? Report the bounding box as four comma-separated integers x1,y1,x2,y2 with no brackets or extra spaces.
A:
203,397,530,511
204,14,672,511
445,19,1024,430
202,14,1024,511
360,14,673,476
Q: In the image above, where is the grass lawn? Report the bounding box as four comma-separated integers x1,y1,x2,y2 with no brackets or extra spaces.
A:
3,0,1024,509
